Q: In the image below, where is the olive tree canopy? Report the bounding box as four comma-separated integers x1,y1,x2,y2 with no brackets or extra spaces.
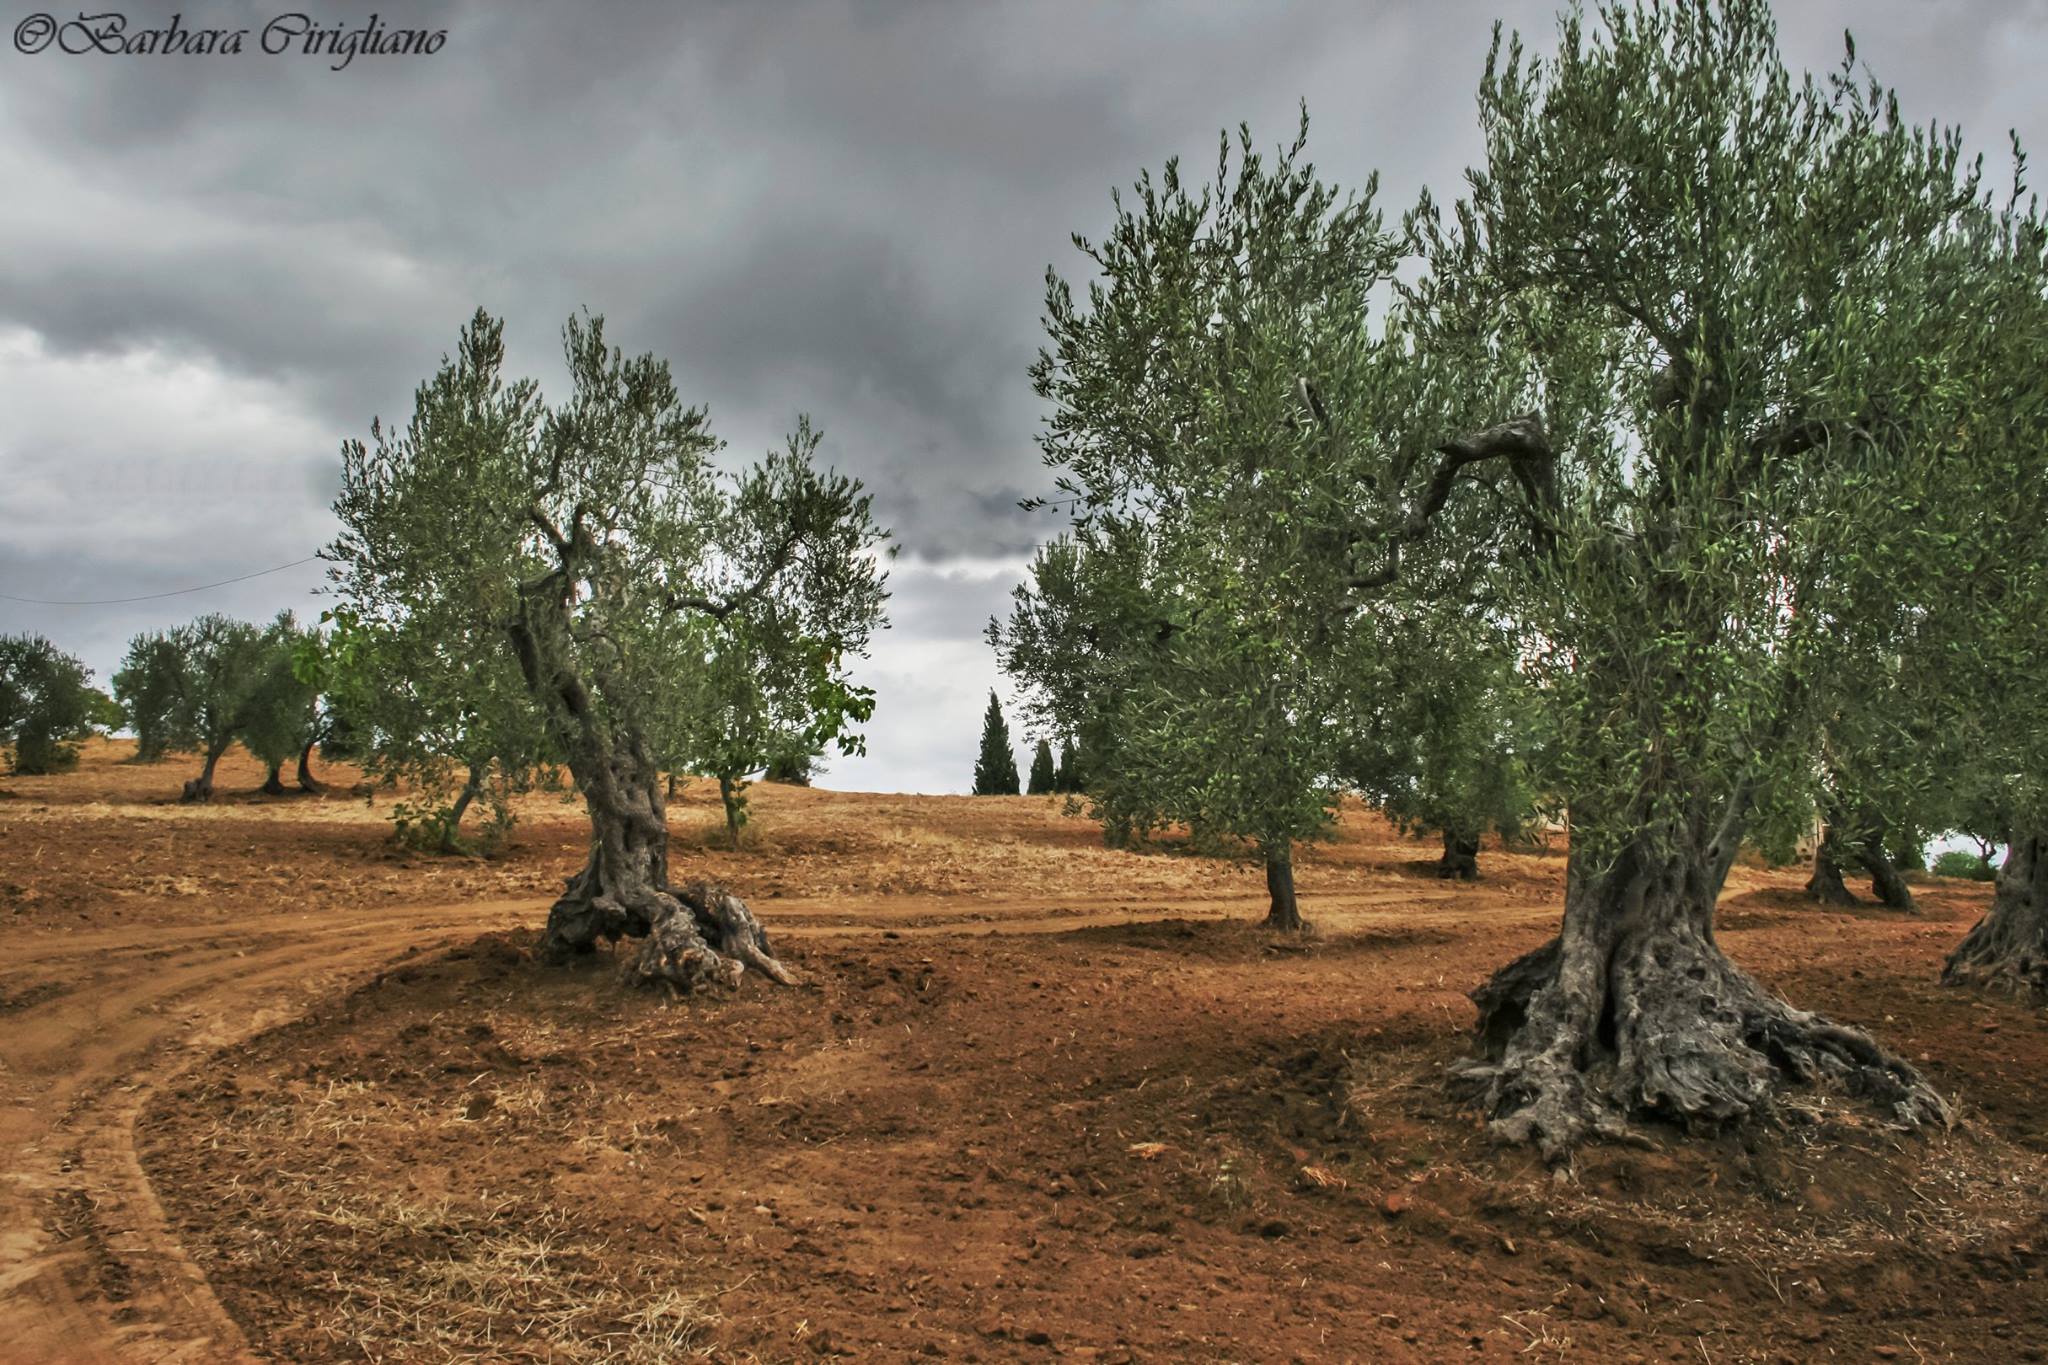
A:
996,114,1527,928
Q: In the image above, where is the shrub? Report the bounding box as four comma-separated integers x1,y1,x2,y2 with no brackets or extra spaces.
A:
1932,849,1998,882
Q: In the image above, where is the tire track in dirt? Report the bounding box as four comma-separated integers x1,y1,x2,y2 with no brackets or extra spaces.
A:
0,890,1558,1362
0,900,536,1364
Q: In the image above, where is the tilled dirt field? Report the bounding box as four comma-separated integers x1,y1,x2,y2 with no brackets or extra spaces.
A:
3,741,2045,1361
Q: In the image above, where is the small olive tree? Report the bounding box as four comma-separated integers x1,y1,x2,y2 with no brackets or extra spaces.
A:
1933,216,2048,999
667,603,876,849
307,597,551,853
239,613,322,797
1343,615,1549,880
112,632,190,763
130,614,276,801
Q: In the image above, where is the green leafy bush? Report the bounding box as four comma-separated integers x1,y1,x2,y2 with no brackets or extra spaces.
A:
1932,850,1997,882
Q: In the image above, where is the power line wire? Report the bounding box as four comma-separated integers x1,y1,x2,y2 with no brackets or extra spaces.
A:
0,555,323,606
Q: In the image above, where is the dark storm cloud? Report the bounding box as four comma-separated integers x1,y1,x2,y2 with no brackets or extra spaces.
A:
4,0,2047,789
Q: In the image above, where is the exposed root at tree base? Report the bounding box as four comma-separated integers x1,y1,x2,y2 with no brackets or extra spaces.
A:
1942,932,2048,1004
1438,830,1481,881
1941,833,2047,1004
542,873,797,993
1452,933,1952,1165
624,880,799,992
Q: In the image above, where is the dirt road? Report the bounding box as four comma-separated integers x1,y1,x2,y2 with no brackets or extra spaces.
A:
0,882,1547,1363
0,898,546,1362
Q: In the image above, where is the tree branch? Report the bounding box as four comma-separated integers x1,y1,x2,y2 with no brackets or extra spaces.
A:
528,505,569,555
1346,411,1556,593
666,527,805,622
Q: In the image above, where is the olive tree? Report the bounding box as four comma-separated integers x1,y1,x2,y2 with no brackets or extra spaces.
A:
668,604,876,849
239,613,323,797
1935,224,2048,999
0,634,97,775
112,616,310,797
308,596,552,853
1343,614,1549,880
1415,2,2032,1154
136,614,276,801
1803,700,1957,911
328,309,889,989
112,632,190,763
996,115,1518,929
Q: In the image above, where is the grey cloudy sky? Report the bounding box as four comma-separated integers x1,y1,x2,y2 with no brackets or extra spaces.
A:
3,0,2043,792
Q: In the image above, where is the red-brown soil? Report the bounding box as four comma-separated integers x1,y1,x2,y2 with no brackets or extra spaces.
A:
3,740,2044,1361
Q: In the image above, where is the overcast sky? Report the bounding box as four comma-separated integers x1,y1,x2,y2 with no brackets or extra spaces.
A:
3,0,2044,793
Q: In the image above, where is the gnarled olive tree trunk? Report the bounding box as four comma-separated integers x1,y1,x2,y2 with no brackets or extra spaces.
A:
1854,822,1917,912
538,739,794,989
508,598,795,993
1439,827,1481,881
1805,821,1857,905
180,738,232,803
296,739,325,794
1454,811,1948,1162
440,761,485,855
1943,830,2047,1001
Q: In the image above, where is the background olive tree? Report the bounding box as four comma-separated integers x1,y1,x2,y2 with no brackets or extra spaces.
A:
0,634,98,775
305,596,553,854
121,614,277,801
238,613,323,797
112,631,189,764
997,115,1520,929
1932,212,2048,999
667,603,876,849
1341,611,1550,880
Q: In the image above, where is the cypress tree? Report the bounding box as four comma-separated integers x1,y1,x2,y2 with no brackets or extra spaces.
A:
1026,738,1056,795
1055,738,1080,793
972,691,1020,795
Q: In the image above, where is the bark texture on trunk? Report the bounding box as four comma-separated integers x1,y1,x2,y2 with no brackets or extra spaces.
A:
1855,829,1917,912
181,741,230,803
1438,828,1481,881
542,767,796,991
1805,823,1856,905
1942,830,2048,1001
261,762,287,796
296,739,325,793
1263,845,1307,932
537,748,791,992
1454,828,1948,1162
